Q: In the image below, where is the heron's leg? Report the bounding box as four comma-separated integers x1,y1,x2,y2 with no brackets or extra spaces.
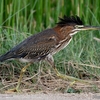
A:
16,63,31,90
6,63,31,93
46,54,91,84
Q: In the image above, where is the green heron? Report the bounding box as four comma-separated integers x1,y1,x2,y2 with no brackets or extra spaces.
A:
0,15,100,92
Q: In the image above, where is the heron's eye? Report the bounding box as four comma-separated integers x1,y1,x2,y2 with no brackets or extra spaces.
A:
75,25,84,29
75,25,78,29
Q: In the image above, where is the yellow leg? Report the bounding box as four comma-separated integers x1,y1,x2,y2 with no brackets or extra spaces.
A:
16,63,31,90
46,55,91,85
54,68,91,84
5,63,31,93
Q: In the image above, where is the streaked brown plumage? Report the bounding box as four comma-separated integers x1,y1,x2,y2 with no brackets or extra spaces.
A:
0,15,100,92
0,16,83,63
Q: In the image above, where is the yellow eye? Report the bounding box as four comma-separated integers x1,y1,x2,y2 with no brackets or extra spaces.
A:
75,25,78,28
75,25,84,28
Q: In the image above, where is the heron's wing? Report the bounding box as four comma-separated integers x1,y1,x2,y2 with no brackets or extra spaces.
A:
0,29,58,61
15,35,57,59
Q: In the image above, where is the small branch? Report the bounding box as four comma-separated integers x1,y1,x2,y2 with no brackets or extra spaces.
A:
93,37,100,42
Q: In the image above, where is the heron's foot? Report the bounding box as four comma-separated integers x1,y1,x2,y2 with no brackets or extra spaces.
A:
5,87,20,93
54,68,91,84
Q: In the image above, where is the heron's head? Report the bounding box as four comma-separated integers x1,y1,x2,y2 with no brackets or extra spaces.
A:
57,15,100,36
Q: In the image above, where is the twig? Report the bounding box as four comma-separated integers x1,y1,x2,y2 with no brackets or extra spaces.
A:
93,37,100,42
0,72,39,90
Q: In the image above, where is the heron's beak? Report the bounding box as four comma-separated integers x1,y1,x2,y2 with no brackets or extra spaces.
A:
76,25,100,31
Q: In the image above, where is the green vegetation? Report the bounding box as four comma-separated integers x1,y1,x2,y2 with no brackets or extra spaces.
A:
0,0,100,92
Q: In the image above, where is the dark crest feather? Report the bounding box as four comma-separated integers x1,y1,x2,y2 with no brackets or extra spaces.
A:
57,15,83,27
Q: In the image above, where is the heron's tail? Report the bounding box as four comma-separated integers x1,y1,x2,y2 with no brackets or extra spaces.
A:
0,51,15,62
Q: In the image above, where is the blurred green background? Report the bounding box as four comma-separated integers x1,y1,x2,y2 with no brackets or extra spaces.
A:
0,0,100,91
